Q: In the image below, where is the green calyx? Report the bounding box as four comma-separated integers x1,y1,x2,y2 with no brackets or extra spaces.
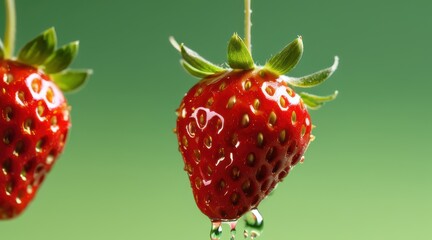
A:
227,33,254,70
0,27,91,92
299,91,339,110
264,36,303,75
171,33,340,109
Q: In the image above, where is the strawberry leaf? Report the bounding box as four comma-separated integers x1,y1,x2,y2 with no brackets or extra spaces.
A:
50,69,91,92
43,41,79,74
180,60,215,78
18,27,57,66
285,56,339,88
227,33,254,70
180,44,225,74
170,36,225,75
264,37,303,75
299,91,338,110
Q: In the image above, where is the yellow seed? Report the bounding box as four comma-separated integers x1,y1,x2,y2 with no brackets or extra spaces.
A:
31,79,41,93
199,113,205,126
3,74,13,84
182,136,188,148
257,133,264,147
204,136,212,148
17,91,25,104
279,130,286,143
46,87,54,103
244,80,252,90
216,118,223,131
35,139,44,152
188,122,196,136
193,149,201,163
231,167,240,180
286,87,294,96
253,99,260,111
226,96,236,109
301,125,306,137
194,87,203,97
291,111,297,124
241,114,250,127
195,177,202,189
246,153,255,166
265,86,274,95
207,97,214,106
23,119,33,133
37,105,44,117
184,163,193,175
280,96,287,108
268,112,277,126
219,82,226,91
50,116,58,130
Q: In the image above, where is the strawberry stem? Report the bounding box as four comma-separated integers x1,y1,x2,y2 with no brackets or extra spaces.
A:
4,0,16,58
244,0,251,53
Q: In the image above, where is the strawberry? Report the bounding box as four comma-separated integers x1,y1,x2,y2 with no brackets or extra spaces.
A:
172,33,338,222
0,1,90,220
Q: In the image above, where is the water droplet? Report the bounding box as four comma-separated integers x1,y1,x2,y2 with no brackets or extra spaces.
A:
229,221,238,240
299,156,305,164
243,209,264,239
210,221,223,240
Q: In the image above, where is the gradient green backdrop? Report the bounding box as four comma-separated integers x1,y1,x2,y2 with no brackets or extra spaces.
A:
1,0,431,239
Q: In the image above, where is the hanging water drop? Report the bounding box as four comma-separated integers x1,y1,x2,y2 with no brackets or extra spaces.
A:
229,221,238,240
210,221,223,240
243,209,264,239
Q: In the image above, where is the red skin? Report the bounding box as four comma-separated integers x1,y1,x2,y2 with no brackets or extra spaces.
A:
176,69,312,221
0,60,70,219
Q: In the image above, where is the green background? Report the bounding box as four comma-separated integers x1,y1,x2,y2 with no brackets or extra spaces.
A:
1,0,431,239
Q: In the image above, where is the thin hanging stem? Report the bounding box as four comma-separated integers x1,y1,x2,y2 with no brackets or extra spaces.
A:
4,0,16,58
244,0,251,53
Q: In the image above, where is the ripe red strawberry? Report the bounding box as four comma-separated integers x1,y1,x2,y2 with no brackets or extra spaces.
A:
0,2,90,219
172,33,338,222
